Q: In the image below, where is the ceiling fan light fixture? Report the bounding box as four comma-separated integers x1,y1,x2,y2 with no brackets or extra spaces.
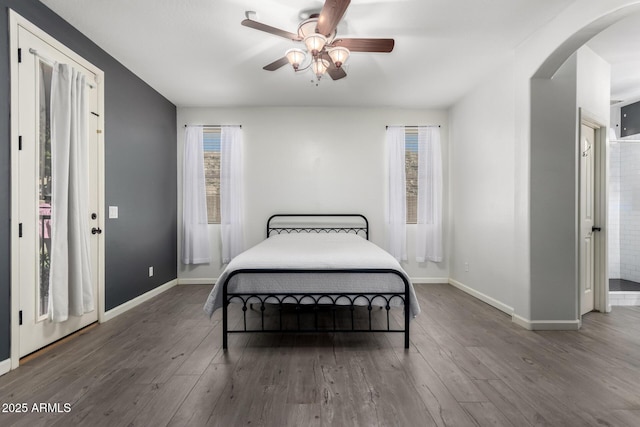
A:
328,47,350,68
312,57,330,79
304,34,327,56
285,48,306,70
242,0,394,82
298,17,319,38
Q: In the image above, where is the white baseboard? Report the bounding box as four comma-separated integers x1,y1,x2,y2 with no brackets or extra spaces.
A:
0,358,11,377
411,277,449,284
447,279,581,330
178,278,217,285
448,278,514,315
102,279,178,322
512,314,580,330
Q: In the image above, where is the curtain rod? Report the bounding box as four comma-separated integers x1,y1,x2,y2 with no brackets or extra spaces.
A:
184,124,242,128
386,125,440,129
28,48,96,89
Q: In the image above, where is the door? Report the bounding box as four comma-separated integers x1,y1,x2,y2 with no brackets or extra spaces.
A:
16,26,101,357
580,123,596,315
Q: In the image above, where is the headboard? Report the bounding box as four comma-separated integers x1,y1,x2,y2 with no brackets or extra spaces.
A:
266,214,369,240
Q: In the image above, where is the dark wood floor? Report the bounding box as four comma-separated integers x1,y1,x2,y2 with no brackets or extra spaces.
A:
1,284,639,426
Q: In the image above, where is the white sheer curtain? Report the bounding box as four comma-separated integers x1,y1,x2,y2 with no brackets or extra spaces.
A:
49,63,94,322
386,126,407,261
416,126,443,262
182,126,211,264
220,125,244,263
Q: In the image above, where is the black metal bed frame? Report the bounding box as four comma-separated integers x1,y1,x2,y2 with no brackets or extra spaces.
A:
222,214,410,349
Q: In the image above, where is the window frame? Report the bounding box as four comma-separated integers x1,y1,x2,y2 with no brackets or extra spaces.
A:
203,126,221,224
405,128,418,224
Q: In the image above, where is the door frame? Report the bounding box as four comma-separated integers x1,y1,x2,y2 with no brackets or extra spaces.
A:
9,10,106,370
578,108,609,318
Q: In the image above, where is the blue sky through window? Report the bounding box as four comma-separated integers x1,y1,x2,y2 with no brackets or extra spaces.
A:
405,132,418,152
203,130,220,152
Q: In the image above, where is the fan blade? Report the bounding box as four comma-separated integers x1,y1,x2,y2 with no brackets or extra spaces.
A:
241,19,301,41
316,0,351,37
322,52,347,80
327,64,347,80
263,57,290,71
331,38,394,53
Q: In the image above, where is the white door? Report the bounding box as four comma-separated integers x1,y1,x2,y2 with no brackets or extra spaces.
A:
580,123,596,315
16,26,101,357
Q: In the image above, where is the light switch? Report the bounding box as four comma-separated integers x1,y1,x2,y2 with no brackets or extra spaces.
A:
109,206,119,219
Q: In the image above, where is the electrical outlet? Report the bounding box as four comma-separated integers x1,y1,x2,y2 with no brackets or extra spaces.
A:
109,206,118,219
148,266,154,277
464,262,469,272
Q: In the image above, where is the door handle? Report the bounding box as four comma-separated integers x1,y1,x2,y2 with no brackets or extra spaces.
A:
592,226,601,232
91,227,102,235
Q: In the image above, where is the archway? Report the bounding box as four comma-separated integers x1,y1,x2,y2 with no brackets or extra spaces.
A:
528,2,640,327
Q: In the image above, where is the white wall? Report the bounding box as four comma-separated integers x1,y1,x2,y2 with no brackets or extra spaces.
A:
529,54,580,322
177,107,449,283
450,37,611,325
175,0,640,329
530,47,610,322
449,62,517,312
576,47,611,123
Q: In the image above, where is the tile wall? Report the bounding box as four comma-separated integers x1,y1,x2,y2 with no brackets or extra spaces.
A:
609,143,621,278
609,142,640,283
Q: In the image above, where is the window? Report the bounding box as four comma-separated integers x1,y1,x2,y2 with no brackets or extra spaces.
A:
405,129,418,224
203,126,221,223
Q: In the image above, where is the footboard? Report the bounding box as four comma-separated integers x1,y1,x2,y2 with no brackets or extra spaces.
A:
222,268,411,349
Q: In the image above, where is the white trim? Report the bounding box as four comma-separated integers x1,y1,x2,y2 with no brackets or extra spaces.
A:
0,359,11,377
102,279,178,322
9,8,20,371
410,277,449,284
448,278,514,315
512,314,581,330
9,9,106,370
511,315,532,330
178,278,218,285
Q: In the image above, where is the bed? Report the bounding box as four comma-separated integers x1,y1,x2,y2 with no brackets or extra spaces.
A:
203,214,420,348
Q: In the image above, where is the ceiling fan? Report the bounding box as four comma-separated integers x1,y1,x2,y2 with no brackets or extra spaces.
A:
241,0,395,82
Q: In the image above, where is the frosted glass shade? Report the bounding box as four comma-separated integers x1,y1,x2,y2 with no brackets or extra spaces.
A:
304,34,327,54
312,58,330,78
328,47,350,68
285,48,306,70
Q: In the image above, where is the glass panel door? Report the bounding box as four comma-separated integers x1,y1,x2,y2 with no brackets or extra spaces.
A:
38,60,53,320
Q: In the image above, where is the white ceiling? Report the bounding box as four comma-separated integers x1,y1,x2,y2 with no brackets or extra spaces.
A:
38,0,636,109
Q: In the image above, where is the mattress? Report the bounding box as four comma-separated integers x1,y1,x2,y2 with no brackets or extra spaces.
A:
203,233,420,318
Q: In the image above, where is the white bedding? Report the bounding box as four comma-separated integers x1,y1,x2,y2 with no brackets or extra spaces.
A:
203,233,420,318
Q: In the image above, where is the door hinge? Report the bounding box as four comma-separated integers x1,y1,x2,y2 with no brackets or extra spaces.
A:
19,310,23,326
18,48,22,63
19,223,23,237
18,135,22,151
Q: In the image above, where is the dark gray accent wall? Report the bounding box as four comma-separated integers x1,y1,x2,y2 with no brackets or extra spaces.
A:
0,0,177,360
621,101,640,138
